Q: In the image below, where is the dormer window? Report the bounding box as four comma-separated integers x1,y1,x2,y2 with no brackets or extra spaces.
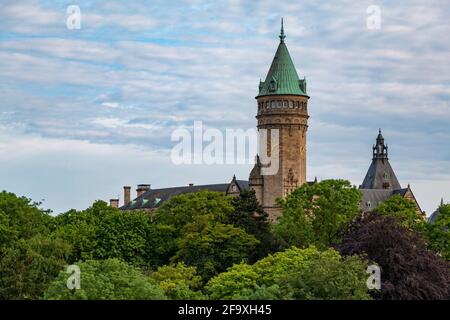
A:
366,201,372,208
269,79,277,92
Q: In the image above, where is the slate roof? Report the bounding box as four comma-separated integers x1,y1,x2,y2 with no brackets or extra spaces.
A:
429,208,441,223
256,19,307,98
360,188,407,211
120,180,249,210
361,159,401,190
361,130,401,190
428,198,445,223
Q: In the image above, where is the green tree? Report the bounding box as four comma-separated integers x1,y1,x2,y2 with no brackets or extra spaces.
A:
0,210,14,249
376,195,425,231
146,223,179,266
0,236,71,299
279,253,370,300
150,262,205,299
150,191,236,266
0,191,52,247
52,209,97,262
206,246,370,300
226,189,282,261
274,180,362,248
95,210,153,266
154,191,234,233
426,204,450,260
172,215,259,280
53,201,164,267
52,201,118,262
44,259,166,300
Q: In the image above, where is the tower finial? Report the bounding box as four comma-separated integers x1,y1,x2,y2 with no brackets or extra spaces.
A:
279,18,286,42
441,197,444,206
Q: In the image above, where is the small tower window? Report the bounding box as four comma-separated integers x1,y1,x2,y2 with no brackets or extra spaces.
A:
271,101,275,108
289,101,293,108
269,80,277,92
283,101,288,108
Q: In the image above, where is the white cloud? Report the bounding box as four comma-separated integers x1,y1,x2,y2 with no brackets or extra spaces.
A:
0,0,449,213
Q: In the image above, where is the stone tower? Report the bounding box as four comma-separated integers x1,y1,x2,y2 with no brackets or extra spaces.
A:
249,19,309,220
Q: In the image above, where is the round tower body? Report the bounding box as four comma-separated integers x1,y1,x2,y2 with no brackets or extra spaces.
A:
255,95,309,219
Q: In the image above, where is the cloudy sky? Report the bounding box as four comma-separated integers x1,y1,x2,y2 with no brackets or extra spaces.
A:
0,0,449,215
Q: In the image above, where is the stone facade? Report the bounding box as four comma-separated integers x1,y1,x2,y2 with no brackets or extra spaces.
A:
252,95,309,219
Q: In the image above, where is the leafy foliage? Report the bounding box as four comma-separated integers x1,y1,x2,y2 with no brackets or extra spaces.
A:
274,180,362,248
172,214,259,280
95,210,153,266
376,195,425,231
2,186,447,301
226,189,282,261
154,190,234,233
338,212,450,300
426,204,450,260
52,208,98,262
206,246,370,300
44,259,166,300
0,191,52,248
0,236,71,299
53,201,162,267
150,262,205,299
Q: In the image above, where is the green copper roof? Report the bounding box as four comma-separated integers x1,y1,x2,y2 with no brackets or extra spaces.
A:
257,19,307,98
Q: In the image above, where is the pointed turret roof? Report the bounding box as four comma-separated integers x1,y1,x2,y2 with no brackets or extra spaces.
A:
361,130,401,190
257,19,307,98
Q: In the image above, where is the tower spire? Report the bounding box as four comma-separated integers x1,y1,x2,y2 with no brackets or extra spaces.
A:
279,18,286,42
373,129,387,159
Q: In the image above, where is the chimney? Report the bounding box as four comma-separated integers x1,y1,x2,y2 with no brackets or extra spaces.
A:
109,199,119,208
123,186,131,205
136,184,150,197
